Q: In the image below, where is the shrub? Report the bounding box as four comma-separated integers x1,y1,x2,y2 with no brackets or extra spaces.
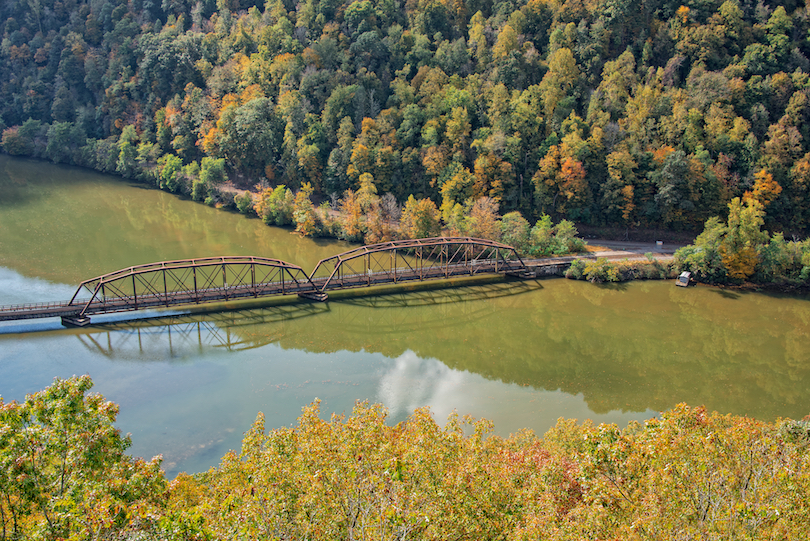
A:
565,258,586,279
235,191,254,215
583,258,620,283
192,178,210,202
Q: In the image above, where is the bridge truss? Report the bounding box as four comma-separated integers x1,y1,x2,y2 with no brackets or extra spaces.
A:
310,237,530,293
63,256,318,325
0,238,533,327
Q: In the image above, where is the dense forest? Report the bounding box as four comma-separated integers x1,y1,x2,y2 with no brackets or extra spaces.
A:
2,377,809,539
3,0,810,237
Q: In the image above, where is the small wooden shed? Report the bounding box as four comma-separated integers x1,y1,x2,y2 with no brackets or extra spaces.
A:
676,271,692,287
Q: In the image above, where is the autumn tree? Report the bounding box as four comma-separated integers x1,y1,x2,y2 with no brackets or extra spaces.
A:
538,48,580,125
440,163,475,233
473,151,514,203
465,197,501,241
720,197,767,281
676,196,769,282
293,182,321,236
339,188,364,241
6,0,810,235
365,193,400,244
603,148,637,225
533,145,590,219
0,376,166,539
400,195,441,239
743,168,782,208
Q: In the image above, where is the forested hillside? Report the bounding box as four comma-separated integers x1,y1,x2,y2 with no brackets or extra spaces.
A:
2,0,810,234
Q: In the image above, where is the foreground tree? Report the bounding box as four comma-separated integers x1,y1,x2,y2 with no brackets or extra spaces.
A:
165,401,810,540
3,380,809,539
0,376,166,539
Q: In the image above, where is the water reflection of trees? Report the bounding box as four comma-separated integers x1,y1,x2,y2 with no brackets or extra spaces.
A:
332,282,540,333
73,280,810,422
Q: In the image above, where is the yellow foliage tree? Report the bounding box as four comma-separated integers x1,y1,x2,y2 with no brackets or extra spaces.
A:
339,188,363,241
719,197,766,281
292,182,320,236
400,195,441,239
743,168,782,208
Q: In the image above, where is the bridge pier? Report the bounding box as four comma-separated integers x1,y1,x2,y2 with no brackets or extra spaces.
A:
62,315,92,327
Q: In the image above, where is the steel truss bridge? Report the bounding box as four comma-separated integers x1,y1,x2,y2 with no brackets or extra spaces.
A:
0,237,532,327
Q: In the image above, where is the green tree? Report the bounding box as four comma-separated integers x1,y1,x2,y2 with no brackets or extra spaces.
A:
215,98,281,177
46,121,85,164
200,156,227,185
0,376,166,539
235,191,254,214
116,125,139,178
500,211,531,253
400,195,441,239
651,150,698,228
674,216,728,282
158,153,184,192
255,185,295,226
192,178,211,202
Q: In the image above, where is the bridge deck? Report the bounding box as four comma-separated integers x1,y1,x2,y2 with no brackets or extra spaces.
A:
0,301,80,321
0,281,317,321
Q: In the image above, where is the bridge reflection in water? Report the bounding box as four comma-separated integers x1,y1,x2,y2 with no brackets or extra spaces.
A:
0,237,532,327
74,281,541,359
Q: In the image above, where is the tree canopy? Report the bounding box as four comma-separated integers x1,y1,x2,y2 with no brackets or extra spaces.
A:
4,0,810,237
2,378,809,539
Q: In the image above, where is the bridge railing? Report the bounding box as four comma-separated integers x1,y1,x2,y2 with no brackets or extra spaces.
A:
0,300,72,313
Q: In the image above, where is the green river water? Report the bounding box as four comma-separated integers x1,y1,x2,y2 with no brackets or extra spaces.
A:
1,155,809,477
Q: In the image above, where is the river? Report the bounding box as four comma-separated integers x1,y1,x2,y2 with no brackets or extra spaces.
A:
1,155,809,477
